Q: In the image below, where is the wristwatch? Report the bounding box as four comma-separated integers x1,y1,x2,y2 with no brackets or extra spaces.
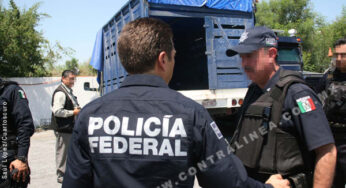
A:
15,156,27,163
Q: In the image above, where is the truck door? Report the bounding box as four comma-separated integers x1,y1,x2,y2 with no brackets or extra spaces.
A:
102,0,147,95
204,16,253,89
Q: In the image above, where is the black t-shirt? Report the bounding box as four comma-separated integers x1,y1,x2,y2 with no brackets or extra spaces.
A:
0,81,34,157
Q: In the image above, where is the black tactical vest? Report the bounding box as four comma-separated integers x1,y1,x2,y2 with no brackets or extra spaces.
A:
323,78,346,123
0,81,20,153
232,70,309,177
51,84,75,133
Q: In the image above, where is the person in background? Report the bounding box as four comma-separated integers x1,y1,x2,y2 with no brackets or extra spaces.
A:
320,38,346,187
0,78,35,187
51,70,80,183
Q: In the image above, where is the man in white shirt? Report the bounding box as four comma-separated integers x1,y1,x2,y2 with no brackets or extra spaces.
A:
51,70,80,183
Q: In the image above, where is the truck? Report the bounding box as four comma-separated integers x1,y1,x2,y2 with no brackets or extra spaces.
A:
275,31,325,93
88,0,324,137
89,0,256,136
276,35,303,71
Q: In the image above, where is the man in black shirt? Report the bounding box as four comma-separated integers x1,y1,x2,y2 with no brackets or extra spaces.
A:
0,78,34,187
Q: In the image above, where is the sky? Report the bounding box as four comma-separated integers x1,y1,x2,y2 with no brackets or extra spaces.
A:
2,0,345,65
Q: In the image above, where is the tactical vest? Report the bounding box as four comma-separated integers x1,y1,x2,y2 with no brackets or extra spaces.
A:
232,70,309,177
324,81,346,123
0,81,20,154
51,84,75,133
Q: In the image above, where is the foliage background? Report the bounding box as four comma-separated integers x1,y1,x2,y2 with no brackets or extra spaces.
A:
255,0,346,72
0,0,96,76
0,0,345,76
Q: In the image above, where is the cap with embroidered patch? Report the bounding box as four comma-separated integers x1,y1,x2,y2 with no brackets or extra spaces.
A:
227,26,277,56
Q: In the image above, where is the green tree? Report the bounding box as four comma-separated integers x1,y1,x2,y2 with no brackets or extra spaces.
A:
65,58,79,73
0,0,45,76
329,7,346,46
256,0,316,48
50,64,65,77
255,0,340,72
50,59,97,76
43,42,75,74
0,0,72,77
308,7,345,72
78,59,97,76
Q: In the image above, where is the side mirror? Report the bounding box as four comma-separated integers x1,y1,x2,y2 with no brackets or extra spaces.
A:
84,82,98,91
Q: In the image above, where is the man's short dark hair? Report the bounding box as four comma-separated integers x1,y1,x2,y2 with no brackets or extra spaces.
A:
117,18,174,74
334,38,346,48
62,70,76,78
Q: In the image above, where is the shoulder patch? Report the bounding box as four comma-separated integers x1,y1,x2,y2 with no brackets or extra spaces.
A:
210,121,223,140
296,96,316,113
18,89,27,99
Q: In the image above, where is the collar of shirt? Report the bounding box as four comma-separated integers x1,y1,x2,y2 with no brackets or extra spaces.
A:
61,83,79,107
262,67,282,93
120,74,169,88
61,83,73,93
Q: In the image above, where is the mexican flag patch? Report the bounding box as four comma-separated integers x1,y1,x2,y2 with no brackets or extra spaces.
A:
18,89,27,99
296,96,316,113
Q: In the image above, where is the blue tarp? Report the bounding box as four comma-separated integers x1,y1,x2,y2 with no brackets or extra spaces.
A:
148,0,207,7
90,0,253,84
90,29,103,83
147,0,253,12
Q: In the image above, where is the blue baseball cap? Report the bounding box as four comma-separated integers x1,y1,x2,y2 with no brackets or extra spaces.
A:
227,26,277,56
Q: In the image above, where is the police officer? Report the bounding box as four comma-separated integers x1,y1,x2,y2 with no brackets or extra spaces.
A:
62,18,290,188
0,78,35,187
320,38,346,187
228,26,337,188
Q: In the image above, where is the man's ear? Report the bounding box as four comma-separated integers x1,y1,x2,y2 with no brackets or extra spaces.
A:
157,51,167,71
268,47,277,59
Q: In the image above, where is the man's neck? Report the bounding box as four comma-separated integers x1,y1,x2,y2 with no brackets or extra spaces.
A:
62,83,71,91
144,70,168,84
258,65,280,89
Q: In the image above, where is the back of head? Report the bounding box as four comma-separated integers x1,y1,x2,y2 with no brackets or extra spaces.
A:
117,18,173,74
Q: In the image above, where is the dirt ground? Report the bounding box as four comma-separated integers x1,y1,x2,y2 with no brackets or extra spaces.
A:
28,130,61,188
